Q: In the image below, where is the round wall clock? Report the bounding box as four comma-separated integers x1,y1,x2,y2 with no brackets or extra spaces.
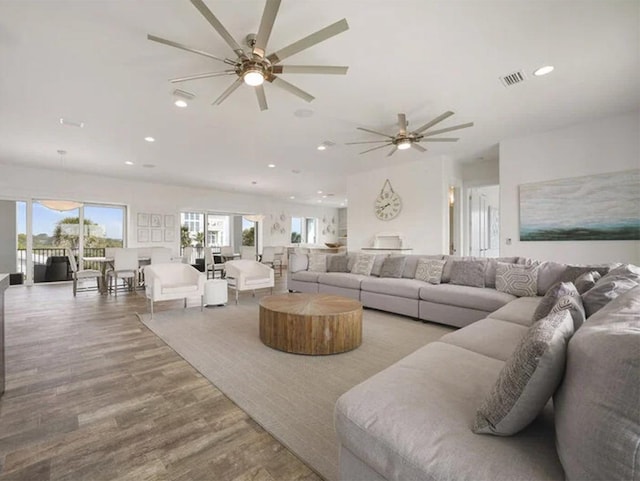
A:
375,179,402,220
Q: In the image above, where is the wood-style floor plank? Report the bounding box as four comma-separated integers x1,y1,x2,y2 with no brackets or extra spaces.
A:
0,279,322,481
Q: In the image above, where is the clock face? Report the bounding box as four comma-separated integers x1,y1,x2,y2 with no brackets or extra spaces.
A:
375,191,402,220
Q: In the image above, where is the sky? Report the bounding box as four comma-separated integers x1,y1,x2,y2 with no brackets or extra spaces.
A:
16,202,124,239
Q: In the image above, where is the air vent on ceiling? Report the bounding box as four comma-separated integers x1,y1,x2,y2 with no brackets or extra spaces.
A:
499,70,526,87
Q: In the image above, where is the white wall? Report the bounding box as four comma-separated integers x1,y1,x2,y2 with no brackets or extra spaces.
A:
346,157,453,255
0,163,339,254
500,111,640,264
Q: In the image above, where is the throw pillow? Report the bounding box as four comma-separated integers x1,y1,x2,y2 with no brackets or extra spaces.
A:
581,264,640,317
550,294,586,331
379,256,407,278
485,257,519,288
449,260,487,288
473,309,574,436
574,270,601,295
308,254,327,273
370,254,389,277
327,255,349,273
414,258,446,284
533,281,579,322
288,253,308,273
350,254,376,276
495,262,540,297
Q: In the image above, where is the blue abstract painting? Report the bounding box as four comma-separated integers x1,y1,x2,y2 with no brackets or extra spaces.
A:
519,170,640,241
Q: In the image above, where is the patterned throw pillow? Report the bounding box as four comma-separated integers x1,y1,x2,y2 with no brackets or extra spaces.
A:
550,295,586,331
350,254,376,276
327,255,349,273
496,262,540,297
449,260,487,288
574,270,601,295
473,309,574,436
308,254,327,273
581,264,640,316
415,258,446,284
379,256,407,278
533,281,579,322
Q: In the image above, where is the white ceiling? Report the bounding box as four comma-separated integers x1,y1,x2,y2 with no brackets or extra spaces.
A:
0,1,638,206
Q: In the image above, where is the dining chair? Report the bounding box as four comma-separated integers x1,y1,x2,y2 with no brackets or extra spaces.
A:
66,248,102,296
204,246,224,279
107,248,139,297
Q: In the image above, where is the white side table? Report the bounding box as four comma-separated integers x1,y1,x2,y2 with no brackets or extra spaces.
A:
204,279,227,306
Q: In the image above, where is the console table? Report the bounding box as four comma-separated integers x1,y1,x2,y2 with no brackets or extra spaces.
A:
0,274,7,396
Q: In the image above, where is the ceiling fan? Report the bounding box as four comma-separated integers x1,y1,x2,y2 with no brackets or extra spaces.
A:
346,111,474,156
148,0,349,111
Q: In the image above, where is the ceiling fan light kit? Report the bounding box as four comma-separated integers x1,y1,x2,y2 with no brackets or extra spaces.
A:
347,112,474,156
148,0,349,111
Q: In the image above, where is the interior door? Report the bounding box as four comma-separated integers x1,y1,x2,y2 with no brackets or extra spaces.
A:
469,190,489,257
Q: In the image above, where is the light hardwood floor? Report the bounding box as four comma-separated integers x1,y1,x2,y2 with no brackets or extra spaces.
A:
0,277,322,481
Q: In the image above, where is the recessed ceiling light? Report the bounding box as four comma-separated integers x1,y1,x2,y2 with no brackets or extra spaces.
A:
268,163,276,168
144,136,155,142
59,118,84,128
317,190,323,194
533,65,554,76
317,144,327,151
317,200,322,203
174,99,188,108
289,196,295,199
125,161,134,165
322,195,327,198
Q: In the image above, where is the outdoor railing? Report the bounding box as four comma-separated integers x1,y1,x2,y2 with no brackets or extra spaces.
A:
16,247,107,282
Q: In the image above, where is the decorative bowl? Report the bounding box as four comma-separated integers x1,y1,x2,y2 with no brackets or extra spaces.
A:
325,242,341,248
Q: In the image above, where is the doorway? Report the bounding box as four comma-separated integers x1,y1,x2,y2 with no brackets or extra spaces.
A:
468,185,500,257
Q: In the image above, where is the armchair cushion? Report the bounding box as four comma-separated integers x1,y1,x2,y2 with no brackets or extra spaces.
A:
144,263,205,302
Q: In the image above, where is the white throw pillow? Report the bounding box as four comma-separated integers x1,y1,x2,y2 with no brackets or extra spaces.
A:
414,258,446,284
473,309,574,436
308,254,327,273
350,254,376,276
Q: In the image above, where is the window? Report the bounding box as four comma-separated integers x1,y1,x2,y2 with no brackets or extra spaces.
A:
291,217,317,244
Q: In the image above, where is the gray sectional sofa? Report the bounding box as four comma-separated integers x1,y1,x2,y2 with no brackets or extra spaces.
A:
287,253,640,481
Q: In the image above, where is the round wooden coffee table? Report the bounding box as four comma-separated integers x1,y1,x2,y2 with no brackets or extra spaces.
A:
259,293,363,355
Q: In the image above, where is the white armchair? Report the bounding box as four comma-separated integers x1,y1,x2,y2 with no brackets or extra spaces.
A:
144,263,205,317
224,260,274,304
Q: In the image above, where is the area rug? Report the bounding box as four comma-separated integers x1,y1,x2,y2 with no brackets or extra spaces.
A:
138,298,452,481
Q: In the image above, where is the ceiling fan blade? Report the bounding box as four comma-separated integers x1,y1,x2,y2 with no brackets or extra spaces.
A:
357,127,394,139
398,113,407,135
411,143,427,152
267,18,349,64
170,71,236,83
359,143,392,154
212,77,243,105
190,0,246,58
420,137,459,142
272,65,348,75
147,34,234,64
256,84,268,111
345,140,391,145
412,111,455,134
422,122,474,137
253,0,281,58
387,146,399,157
270,76,315,102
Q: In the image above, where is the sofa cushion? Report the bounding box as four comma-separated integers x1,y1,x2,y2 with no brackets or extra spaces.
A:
290,270,320,283
473,309,574,436
380,256,407,278
450,259,487,288
360,277,425,299
317,272,368,290
402,254,443,279
335,342,564,481
485,257,519,288
496,262,540,297
533,281,579,322
488,296,542,327
573,270,601,294
351,254,376,276
308,254,327,272
288,252,308,273
537,261,568,295
327,254,349,273
554,286,640,481
419,284,516,312
439,318,528,361
581,263,640,316
370,254,389,277
414,258,446,284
